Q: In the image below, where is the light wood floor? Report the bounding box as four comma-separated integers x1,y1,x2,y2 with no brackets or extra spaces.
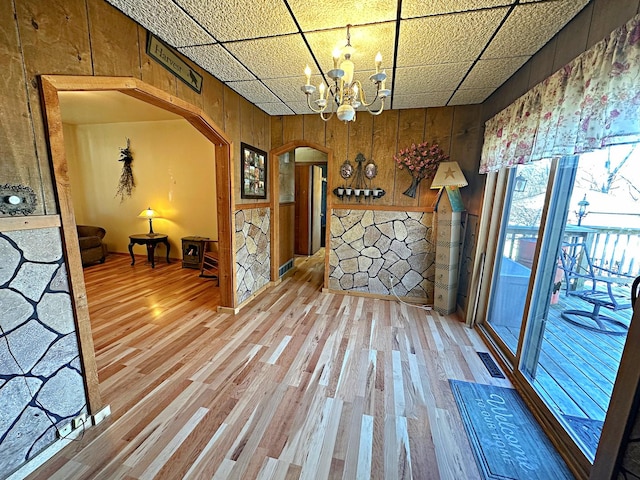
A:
28,251,512,480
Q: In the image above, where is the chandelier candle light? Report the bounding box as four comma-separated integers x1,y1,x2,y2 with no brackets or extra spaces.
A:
301,25,390,123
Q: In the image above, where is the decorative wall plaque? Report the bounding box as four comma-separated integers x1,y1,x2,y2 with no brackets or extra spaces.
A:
0,184,37,216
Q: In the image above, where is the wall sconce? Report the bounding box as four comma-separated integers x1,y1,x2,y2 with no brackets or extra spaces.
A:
514,173,527,193
138,207,160,236
333,153,386,201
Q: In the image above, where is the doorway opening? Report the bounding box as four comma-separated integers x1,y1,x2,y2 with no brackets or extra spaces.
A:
480,144,640,470
39,75,233,415
270,142,332,283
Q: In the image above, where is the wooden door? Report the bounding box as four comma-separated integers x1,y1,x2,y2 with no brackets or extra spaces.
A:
294,165,311,255
311,165,323,254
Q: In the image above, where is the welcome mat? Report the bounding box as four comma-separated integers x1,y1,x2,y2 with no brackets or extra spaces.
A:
449,380,573,480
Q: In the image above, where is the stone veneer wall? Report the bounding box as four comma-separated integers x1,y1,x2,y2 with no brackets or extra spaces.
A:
0,227,87,478
329,209,435,300
235,208,271,304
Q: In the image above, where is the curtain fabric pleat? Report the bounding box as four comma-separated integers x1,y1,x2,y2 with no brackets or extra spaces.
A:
480,14,640,173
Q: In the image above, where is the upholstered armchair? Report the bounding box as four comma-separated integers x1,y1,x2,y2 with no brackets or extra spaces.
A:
77,225,107,266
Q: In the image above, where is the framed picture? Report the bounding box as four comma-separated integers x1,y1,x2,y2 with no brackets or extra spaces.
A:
241,143,268,199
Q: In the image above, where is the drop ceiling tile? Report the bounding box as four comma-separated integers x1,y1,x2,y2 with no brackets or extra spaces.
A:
256,103,296,116
179,45,255,82
483,0,589,58
224,34,316,79
397,8,509,67
392,92,453,109
227,80,281,104
449,88,495,105
104,0,215,47
394,63,472,95
288,0,396,32
287,101,324,115
305,23,396,76
460,56,529,90
263,75,326,102
402,0,514,18
174,0,297,42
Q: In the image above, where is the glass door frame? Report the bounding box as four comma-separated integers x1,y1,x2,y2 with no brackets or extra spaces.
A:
473,159,593,477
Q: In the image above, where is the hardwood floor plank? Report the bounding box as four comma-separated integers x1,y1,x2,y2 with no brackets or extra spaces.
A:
27,250,515,480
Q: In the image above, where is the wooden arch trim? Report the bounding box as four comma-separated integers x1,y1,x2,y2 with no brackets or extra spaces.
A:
39,75,235,413
268,140,333,288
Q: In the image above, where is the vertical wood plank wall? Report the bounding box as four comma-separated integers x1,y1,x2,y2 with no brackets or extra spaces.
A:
271,106,485,216
0,0,270,223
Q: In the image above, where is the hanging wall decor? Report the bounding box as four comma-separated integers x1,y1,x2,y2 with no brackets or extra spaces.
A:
394,141,449,198
333,153,385,201
115,138,135,202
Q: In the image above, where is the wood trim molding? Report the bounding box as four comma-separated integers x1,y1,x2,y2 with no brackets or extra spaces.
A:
323,288,431,305
0,215,61,232
235,202,270,210
39,74,236,415
330,204,435,213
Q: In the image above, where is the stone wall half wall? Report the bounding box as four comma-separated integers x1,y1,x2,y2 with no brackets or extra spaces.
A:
329,209,435,300
0,227,87,478
235,208,271,304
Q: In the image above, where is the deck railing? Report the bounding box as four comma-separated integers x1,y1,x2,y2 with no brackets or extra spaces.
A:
504,225,640,278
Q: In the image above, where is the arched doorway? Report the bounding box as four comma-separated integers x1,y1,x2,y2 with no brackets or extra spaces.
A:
39,75,234,414
269,141,333,286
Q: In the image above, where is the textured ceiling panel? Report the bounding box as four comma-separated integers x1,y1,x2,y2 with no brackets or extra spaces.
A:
227,80,281,104
256,103,296,116
287,0,396,32
305,23,396,76
179,45,255,82
174,0,297,42
104,0,215,47
402,0,513,18
395,63,472,95
448,88,496,106
392,92,453,109
396,8,509,67
225,34,317,79
460,56,529,90
483,0,590,58
102,0,590,113
264,76,325,102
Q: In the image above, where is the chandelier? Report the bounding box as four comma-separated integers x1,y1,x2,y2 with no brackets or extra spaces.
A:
301,25,390,123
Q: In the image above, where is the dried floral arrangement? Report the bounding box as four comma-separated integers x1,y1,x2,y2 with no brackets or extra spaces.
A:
115,138,135,202
394,141,449,197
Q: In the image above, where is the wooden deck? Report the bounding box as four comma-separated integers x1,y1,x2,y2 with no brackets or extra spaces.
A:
491,292,631,459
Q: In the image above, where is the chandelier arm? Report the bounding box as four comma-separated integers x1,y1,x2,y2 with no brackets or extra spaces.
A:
305,94,328,114
352,80,381,108
365,98,386,116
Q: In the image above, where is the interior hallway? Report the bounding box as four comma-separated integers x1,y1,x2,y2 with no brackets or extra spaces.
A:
28,251,511,479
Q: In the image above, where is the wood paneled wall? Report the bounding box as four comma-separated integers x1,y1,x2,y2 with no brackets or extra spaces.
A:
0,0,269,219
271,106,485,216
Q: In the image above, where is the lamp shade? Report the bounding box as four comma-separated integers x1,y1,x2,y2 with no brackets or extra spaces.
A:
138,207,159,219
430,161,468,188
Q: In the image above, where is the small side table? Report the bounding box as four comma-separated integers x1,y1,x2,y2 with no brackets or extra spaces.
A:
128,233,170,268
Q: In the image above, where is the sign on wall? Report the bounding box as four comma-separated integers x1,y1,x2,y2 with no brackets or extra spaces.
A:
146,33,203,93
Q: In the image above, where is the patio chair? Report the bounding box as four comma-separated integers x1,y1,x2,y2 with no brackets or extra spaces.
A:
558,241,634,335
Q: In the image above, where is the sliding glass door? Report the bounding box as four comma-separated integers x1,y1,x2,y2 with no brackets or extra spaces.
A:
482,145,640,462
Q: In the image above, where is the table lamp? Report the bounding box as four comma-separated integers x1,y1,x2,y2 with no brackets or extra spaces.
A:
138,207,160,235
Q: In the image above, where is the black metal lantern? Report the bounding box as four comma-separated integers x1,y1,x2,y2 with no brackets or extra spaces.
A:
514,173,527,193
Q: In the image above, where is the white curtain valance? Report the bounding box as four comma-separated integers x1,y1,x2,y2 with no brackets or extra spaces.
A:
480,13,640,174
